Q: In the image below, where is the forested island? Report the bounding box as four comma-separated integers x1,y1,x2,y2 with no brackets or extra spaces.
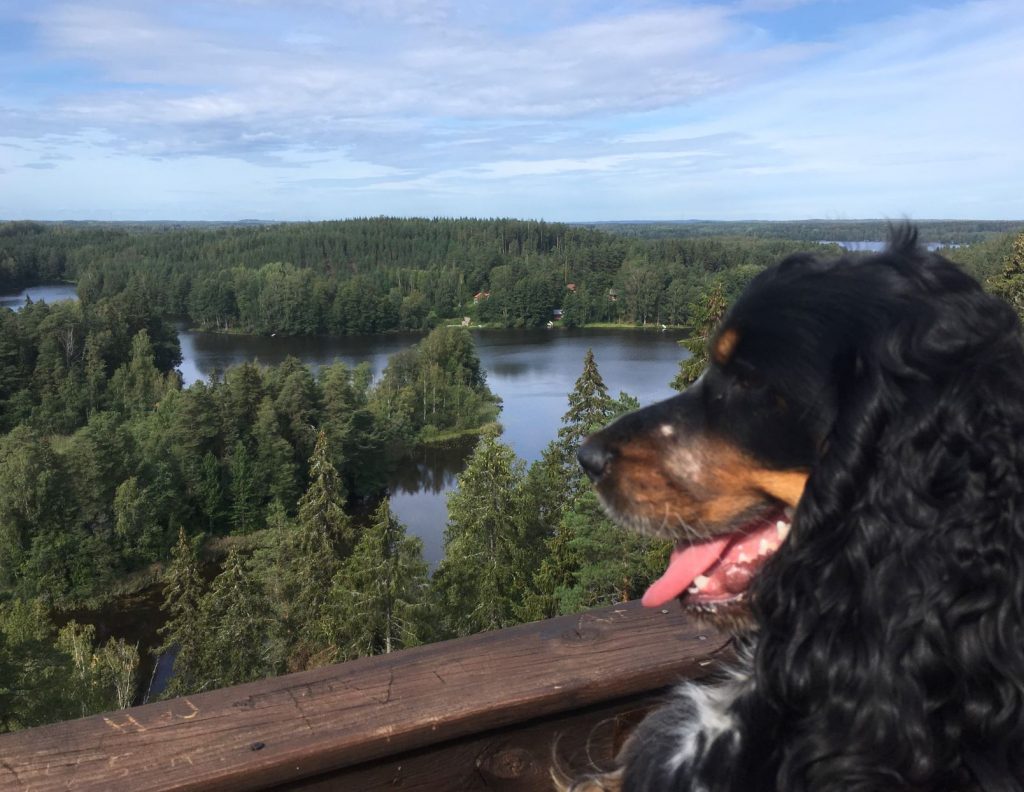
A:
1,217,1022,732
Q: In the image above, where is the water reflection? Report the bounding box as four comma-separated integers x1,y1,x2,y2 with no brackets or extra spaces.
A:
389,437,476,496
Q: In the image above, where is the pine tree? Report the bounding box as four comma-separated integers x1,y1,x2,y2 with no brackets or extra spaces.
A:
157,527,205,697
557,348,616,453
327,500,430,659
281,429,356,666
297,429,353,558
192,549,274,690
107,329,170,416
432,427,530,637
672,281,728,390
228,441,261,533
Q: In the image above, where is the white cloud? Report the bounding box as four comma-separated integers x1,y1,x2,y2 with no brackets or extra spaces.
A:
1,0,1021,219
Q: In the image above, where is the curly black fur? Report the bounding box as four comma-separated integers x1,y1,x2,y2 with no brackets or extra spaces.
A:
578,227,1024,792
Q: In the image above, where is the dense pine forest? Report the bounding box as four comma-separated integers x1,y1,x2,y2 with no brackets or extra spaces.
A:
1,218,862,335
2,217,1023,732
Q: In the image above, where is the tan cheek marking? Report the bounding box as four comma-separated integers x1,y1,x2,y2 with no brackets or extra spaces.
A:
600,433,809,531
700,492,764,524
748,470,808,507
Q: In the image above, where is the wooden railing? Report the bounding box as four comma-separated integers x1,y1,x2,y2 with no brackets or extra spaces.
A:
0,601,732,791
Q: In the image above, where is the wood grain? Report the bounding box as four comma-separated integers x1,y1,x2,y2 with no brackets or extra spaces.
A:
0,601,731,791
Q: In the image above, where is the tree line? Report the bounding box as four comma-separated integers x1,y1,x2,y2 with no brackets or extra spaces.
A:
587,219,1024,246
2,218,842,335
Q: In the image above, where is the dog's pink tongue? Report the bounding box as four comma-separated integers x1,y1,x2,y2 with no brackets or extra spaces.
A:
641,537,731,608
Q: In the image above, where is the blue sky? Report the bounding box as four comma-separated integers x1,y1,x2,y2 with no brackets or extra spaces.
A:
1,0,1021,221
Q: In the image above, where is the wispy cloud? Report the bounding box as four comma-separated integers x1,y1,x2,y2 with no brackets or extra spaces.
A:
0,0,1021,220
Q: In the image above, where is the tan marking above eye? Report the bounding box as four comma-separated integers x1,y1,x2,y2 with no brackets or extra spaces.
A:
712,326,741,365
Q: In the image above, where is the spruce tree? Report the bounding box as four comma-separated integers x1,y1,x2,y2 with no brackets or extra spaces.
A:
252,397,299,507
108,330,170,416
193,549,274,690
157,527,205,697
297,429,353,558
327,500,430,659
557,348,616,453
228,441,261,534
432,426,529,637
523,351,670,619
282,429,355,666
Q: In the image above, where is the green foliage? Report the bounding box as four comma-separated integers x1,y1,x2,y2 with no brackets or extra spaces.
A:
157,527,205,697
297,429,354,559
0,598,138,733
1,218,867,338
530,491,670,616
373,326,499,443
672,281,728,391
0,598,78,731
327,500,431,658
432,427,533,636
585,219,1023,245
986,232,1024,320
191,549,275,690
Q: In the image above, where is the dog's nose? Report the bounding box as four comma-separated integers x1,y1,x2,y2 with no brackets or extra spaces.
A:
577,437,613,482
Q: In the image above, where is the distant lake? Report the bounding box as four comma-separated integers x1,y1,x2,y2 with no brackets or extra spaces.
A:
825,240,956,252
0,282,78,310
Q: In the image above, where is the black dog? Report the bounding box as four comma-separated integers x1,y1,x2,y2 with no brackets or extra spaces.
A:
573,227,1024,791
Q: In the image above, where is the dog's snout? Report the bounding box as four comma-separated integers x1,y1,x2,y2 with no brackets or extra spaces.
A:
578,436,613,482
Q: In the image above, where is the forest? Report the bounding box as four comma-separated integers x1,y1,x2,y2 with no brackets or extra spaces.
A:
2,217,1023,732
1,218,863,335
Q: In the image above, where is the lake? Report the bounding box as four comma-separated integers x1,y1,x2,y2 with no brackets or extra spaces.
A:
179,326,691,564
0,282,78,310
825,240,955,252
2,283,690,565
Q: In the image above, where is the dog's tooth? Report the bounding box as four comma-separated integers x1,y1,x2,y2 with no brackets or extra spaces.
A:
694,575,710,590
738,551,750,563
776,520,790,539
687,584,700,595
758,538,770,556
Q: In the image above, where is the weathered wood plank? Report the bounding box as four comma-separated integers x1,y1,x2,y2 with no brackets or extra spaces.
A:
0,602,730,791
282,692,663,791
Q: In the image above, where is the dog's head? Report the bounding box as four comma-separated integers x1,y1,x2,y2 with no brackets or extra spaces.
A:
579,227,1019,629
